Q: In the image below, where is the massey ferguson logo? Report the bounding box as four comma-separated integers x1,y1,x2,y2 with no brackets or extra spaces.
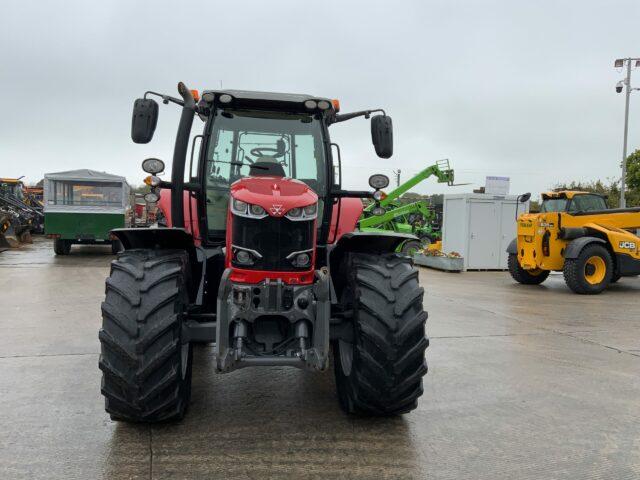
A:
270,204,284,216
619,241,637,250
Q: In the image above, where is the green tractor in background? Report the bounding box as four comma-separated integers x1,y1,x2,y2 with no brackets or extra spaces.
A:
359,159,455,255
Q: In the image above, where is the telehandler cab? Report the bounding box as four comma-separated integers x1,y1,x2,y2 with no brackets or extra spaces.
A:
508,190,640,294
99,83,429,422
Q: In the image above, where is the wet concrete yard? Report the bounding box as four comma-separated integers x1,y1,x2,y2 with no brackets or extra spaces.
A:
1,237,639,479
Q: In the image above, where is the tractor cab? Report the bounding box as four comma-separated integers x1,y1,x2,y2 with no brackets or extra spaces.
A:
202,97,330,242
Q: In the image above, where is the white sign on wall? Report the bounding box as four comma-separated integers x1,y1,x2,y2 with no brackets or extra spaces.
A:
485,176,510,196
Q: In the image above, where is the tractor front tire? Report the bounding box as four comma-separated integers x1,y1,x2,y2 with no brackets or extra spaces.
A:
334,253,428,416
563,243,612,294
53,239,71,255
111,240,122,255
508,253,549,285
99,249,193,422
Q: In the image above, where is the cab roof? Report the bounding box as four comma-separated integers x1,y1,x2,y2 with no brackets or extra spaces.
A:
200,89,335,113
541,190,595,200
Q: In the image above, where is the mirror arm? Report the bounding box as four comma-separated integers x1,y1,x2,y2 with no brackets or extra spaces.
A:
144,90,185,107
331,189,374,199
332,108,386,124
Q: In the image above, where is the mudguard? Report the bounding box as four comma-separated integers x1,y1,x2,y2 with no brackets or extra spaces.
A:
328,231,418,301
506,238,517,254
331,231,417,257
112,227,195,251
563,236,606,259
111,227,202,302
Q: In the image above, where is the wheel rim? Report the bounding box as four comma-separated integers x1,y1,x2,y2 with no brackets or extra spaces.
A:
528,268,544,276
584,256,606,285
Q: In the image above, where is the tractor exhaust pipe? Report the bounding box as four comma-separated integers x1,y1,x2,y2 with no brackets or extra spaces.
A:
171,82,196,229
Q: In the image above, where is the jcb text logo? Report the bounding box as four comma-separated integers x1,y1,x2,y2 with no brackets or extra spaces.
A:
619,241,637,250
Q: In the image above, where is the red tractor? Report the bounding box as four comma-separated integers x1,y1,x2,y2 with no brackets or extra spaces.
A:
99,83,428,421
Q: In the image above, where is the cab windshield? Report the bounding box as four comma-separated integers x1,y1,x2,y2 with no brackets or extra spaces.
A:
205,110,327,234
540,198,568,212
568,194,607,213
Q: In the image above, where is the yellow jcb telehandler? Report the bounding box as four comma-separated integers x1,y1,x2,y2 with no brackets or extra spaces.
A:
507,191,640,294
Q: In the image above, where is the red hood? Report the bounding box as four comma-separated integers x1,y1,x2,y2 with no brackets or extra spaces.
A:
230,176,318,217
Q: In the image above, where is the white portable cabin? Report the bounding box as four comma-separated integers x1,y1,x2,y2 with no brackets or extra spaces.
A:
442,193,529,270
43,169,131,214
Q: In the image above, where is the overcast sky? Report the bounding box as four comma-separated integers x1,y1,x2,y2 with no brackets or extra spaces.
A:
1,0,639,197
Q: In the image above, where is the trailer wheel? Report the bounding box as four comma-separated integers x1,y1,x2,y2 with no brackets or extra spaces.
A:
563,243,612,294
334,253,428,415
508,253,549,285
53,239,71,255
99,249,193,422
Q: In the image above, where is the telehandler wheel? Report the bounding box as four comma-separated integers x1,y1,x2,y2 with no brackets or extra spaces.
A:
99,249,193,422
333,253,428,416
400,240,422,256
507,254,549,285
563,243,612,295
53,239,71,255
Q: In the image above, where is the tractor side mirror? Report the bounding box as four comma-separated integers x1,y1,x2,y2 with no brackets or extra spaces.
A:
131,98,159,144
371,115,393,158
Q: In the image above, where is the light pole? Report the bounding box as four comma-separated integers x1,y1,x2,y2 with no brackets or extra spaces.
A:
393,169,401,187
614,57,640,208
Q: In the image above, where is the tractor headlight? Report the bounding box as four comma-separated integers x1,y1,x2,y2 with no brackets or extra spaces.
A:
235,250,253,265
285,203,317,221
142,158,165,174
232,199,247,214
303,204,317,217
250,204,265,216
231,199,268,219
304,100,318,110
372,190,384,201
287,207,302,218
368,174,390,190
294,252,310,267
232,245,262,266
287,249,313,268
372,206,385,216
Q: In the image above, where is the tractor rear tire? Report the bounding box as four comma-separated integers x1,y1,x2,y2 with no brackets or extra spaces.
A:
53,239,71,255
333,253,428,416
508,253,549,285
99,249,193,422
563,243,612,294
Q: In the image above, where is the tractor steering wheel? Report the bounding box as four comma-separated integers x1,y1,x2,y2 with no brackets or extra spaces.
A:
250,147,285,158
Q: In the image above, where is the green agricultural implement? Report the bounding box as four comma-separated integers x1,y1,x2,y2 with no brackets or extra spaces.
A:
359,159,455,255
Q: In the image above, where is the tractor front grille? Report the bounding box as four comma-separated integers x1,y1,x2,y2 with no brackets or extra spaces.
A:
231,214,314,271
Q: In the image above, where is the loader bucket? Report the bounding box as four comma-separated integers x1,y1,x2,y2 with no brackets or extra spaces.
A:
0,232,10,250
0,221,20,248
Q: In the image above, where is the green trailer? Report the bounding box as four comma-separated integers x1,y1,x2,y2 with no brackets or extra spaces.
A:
44,169,130,255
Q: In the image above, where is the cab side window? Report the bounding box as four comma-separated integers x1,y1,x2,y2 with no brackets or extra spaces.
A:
569,195,607,213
